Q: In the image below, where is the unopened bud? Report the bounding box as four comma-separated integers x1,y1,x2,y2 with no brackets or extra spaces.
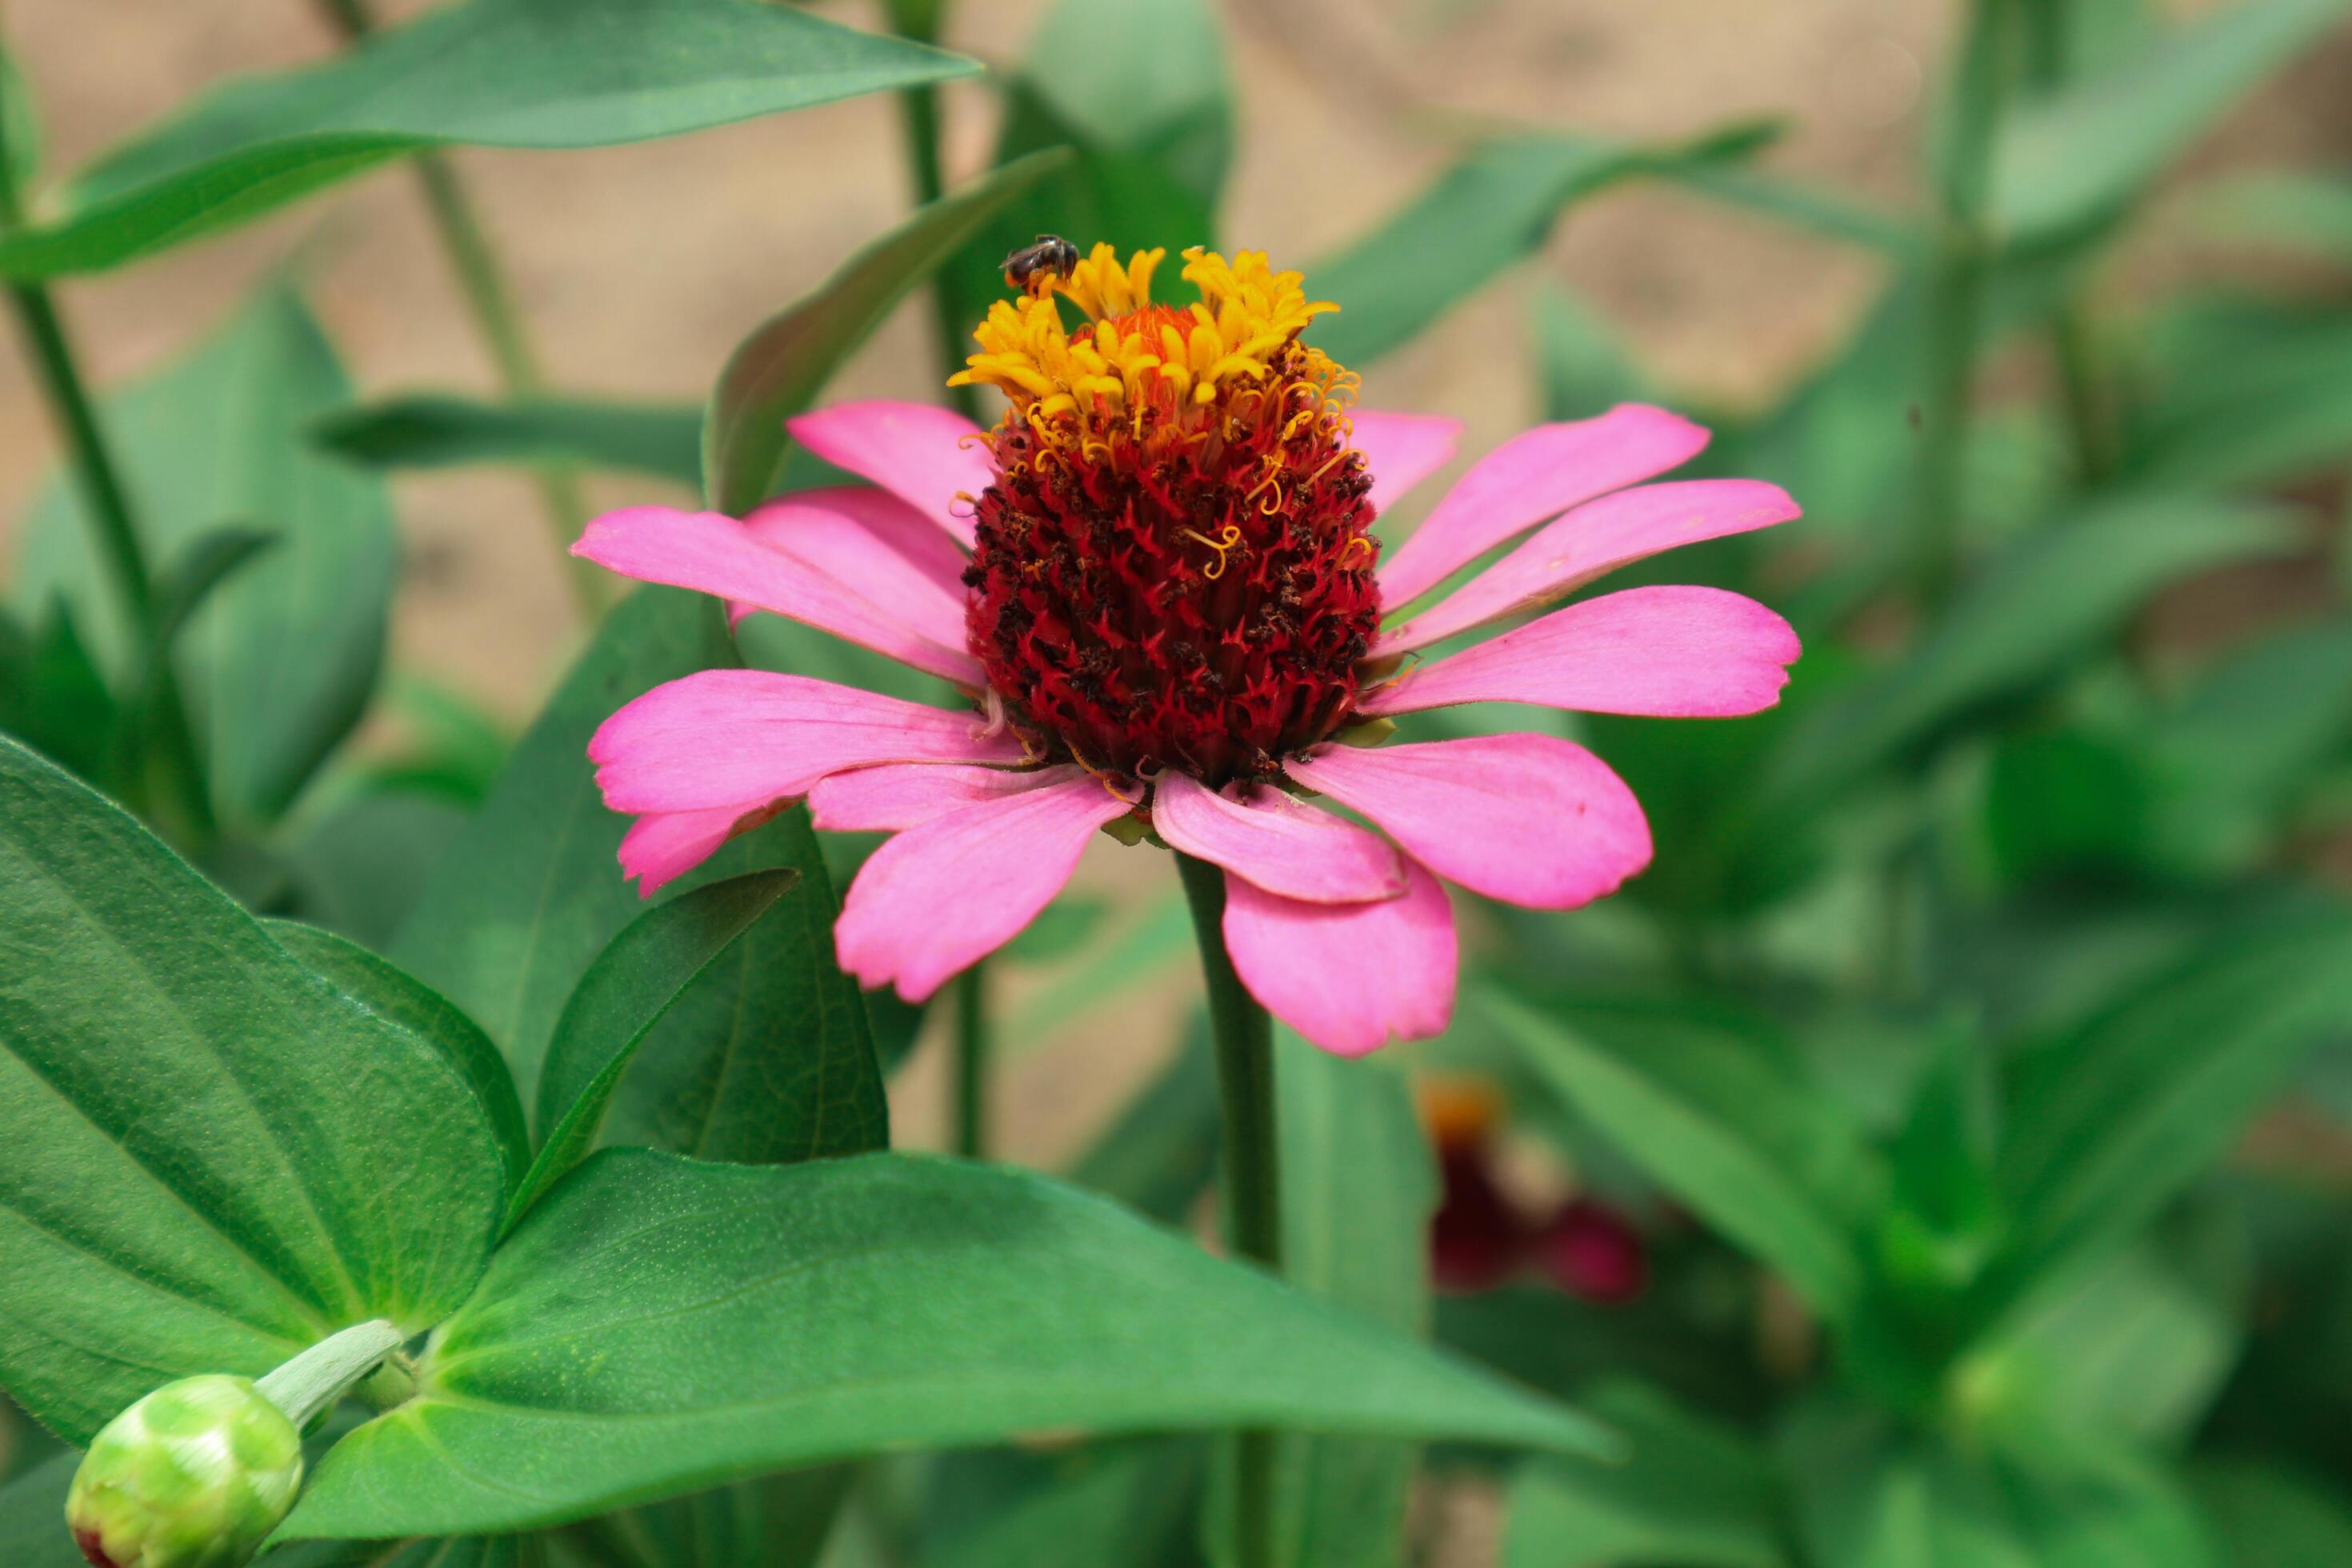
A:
66,1374,302,1568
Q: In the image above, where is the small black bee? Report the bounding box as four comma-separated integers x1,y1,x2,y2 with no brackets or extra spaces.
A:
1002,234,1079,298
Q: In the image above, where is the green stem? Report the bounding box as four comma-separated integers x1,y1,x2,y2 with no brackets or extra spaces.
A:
1174,851,1281,1568
254,1319,404,1430
952,961,989,1159
0,60,213,842
314,0,602,617
2022,0,2116,486
886,0,981,422
1914,0,2016,606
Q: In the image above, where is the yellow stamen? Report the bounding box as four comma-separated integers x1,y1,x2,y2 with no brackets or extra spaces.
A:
1178,523,1245,580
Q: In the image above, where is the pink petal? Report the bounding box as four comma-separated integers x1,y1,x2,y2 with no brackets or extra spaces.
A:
738,486,972,654
1375,406,1711,607
1350,409,1462,522
834,775,1134,1002
1150,771,1406,905
1376,478,1801,657
590,670,1022,815
573,506,982,687
786,401,994,550
809,762,1081,832
742,485,970,604
1360,585,1801,720
1222,857,1457,1058
617,806,754,898
1288,735,1652,910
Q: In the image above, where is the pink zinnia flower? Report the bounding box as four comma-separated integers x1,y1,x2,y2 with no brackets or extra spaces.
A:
574,244,1800,1057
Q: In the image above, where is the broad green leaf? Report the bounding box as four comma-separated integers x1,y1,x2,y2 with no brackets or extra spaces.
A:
935,0,1232,357
1066,1017,1218,1226
1310,123,1775,369
13,286,394,827
0,0,974,278
1758,494,2300,814
1979,914,2352,1326
702,150,1069,515
1993,0,2352,240
146,525,277,666
1488,993,1882,1319
1251,1032,1436,1568
0,738,502,1444
284,1150,1613,1539
514,870,798,1226
1503,1382,1787,1568
2192,1460,2352,1567
314,396,703,489
267,919,531,1199
394,589,886,1163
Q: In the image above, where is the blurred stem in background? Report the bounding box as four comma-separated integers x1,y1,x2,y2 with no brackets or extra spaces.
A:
953,962,989,1158
0,47,214,846
886,0,995,1160
2023,0,2119,485
1175,851,1283,1568
314,0,605,621
887,0,982,423
1915,0,2018,605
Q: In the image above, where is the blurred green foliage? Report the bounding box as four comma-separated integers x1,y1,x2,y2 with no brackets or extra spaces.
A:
6,0,2352,1562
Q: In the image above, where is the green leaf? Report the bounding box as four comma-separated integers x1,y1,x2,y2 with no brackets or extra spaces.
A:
279,788,473,951
391,588,730,1105
1254,1031,1436,1568
514,870,798,1228
284,1150,1613,1540
147,525,277,662
0,1450,89,1568
1532,282,1658,421
1759,494,2300,814
266,919,532,1201
393,590,885,1165
0,0,975,278
1503,1382,1787,1568
1992,0,2352,240
1066,1017,1218,1226
702,150,1070,514
1964,1209,2246,1448
550,1468,853,1568
2192,1460,2352,1567
1979,914,2352,1326
934,0,1232,357
0,598,119,789
314,395,703,488
2122,306,2352,492
1309,123,1776,369
2179,170,2352,265
13,286,394,827
1488,993,1882,1320
0,737,502,1444
918,1442,1202,1568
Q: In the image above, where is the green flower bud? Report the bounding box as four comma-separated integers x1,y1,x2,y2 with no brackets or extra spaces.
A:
65,1374,302,1568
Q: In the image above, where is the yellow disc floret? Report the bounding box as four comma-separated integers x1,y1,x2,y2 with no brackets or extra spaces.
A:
950,243,1340,426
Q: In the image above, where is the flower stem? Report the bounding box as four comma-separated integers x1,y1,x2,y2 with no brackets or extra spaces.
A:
1914,0,2016,606
1174,851,1282,1568
885,0,982,423
952,960,990,1159
0,63,213,842
254,1319,405,1430
314,0,603,619
2022,1,2117,487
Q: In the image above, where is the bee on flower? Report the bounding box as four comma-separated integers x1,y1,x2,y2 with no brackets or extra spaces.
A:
572,242,1800,1057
